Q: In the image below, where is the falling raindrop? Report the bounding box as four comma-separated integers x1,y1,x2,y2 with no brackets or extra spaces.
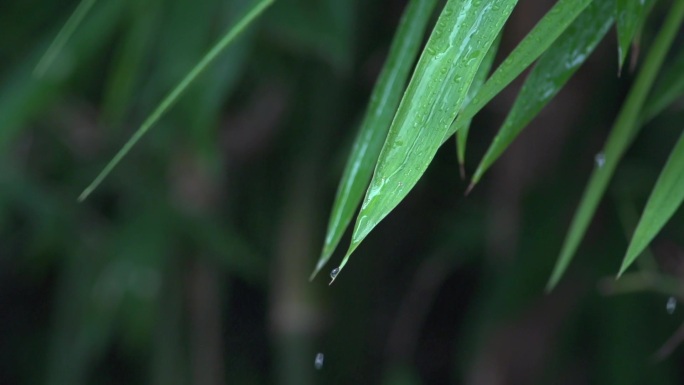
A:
314,352,325,370
330,268,339,280
667,296,677,314
595,153,606,168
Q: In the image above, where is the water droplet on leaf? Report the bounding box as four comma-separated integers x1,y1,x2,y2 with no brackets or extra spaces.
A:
330,268,339,280
595,153,606,168
667,296,677,314
315,352,324,369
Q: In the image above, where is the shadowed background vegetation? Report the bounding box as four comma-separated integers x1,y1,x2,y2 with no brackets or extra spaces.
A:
1,0,684,384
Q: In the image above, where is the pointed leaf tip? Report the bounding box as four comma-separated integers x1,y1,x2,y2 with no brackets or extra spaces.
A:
313,0,440,277
464,182,474,196
338,0,518,272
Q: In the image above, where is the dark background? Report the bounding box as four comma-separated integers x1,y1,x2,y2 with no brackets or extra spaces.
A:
1,0,684,384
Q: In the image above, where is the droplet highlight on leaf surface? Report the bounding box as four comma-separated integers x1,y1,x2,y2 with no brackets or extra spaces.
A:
666,296,677,314
314,352,324,369
595,152,606,168
330,268,339,280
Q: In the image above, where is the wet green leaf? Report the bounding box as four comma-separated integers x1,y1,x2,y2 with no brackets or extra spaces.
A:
331,0,518,283
448,0,593,141
616,0,655,73
78,0,273,201
471,0,614,186
619,130,684,276
455,33,501,178
311,0,439,280
547,0,684,290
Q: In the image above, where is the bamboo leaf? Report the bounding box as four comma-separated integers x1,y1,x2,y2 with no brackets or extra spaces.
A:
616,0,655,73
641,47,684,123
619,130,684,276
331,0,519,283
448,0,593,141
455,33,501,178
310,0,439,280
470,0,614,186
34,0,98,78
78,0,273,201
547,0,684,290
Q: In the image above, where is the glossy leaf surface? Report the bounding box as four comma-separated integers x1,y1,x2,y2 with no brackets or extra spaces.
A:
455,33,501,177
332,0,519,282
311,0,439,279
471,0,614,186
448,0,593,139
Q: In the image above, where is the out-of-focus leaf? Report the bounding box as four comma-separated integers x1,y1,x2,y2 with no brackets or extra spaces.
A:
470,0,614,186
266,0,355,70
101,0,162,127
455,33,501,178
616,0,655,73
310,0,439,280
547,0,684,290
33,0,98,77
447,0,593,141
78,0,273,202
331,0,518,283
641,47,684,123
0,0,124,151
619,131,684,276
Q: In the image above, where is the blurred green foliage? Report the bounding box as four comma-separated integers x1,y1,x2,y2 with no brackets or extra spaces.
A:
2,0,684,384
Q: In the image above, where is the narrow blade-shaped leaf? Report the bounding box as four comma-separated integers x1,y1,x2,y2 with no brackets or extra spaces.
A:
78,0,273,201
547,0,684,290
455,33,502,178
34,0,98,78
447,0,593,140
641,47,684,123
331,0,519,283
619,130,684,276
616,0,655,73
310,0,439,280
471,0,614,186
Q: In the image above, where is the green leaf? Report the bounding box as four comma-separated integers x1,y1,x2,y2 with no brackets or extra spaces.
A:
455,32,501,178
619,130,684,276
0,0,124,151
448,0,593,141
641,47,684,123
310,0,439,280
616,0,655,73
78,0,273,201
34,0,98,78
331,0,519,283
101,0,162,127
470,0,614,186
546,0,684,290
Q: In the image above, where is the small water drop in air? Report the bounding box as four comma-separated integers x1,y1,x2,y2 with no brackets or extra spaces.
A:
315,352,325,370
595,153,606,168
330,268,339,280
667,296,677,314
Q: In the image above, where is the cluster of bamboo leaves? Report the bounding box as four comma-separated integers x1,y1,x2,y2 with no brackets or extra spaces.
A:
45,0,684,289
315,0,684,287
